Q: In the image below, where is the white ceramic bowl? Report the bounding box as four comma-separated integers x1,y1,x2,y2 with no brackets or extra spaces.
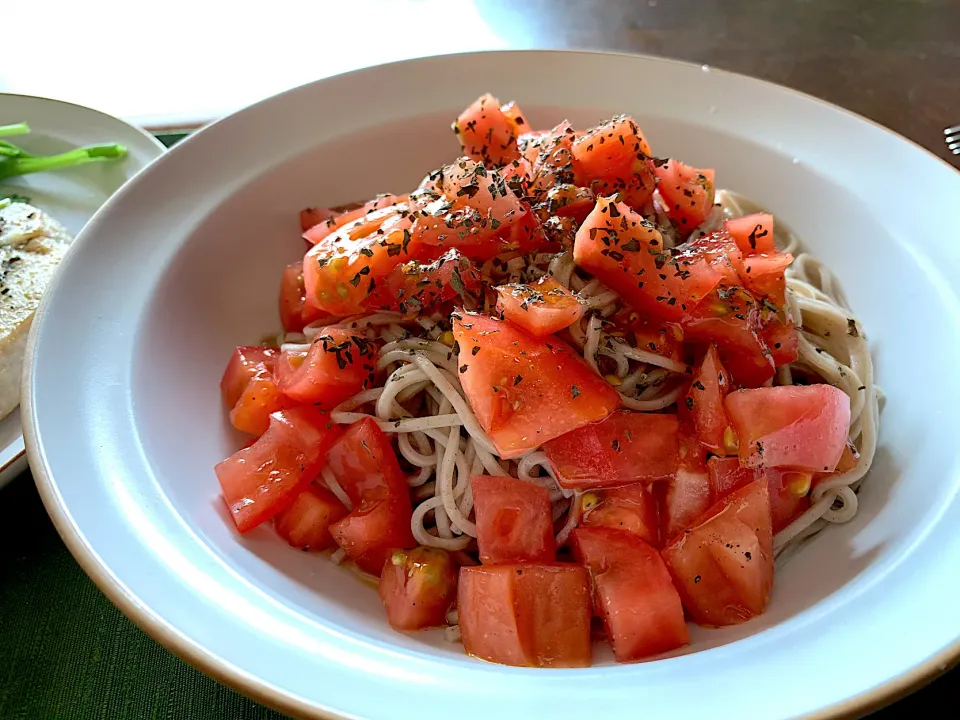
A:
0,93,165,486
23,51,960,719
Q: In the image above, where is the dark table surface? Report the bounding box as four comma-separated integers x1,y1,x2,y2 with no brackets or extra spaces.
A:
2,1,959,718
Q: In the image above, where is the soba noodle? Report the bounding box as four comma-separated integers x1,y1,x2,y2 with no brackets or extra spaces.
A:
288,189,878,579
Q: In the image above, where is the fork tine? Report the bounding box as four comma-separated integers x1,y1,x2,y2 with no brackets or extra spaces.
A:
947,134,960,144
946,125,960,135
949,142,960,154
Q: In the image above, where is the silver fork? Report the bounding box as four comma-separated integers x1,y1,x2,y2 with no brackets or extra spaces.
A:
946,125,960,155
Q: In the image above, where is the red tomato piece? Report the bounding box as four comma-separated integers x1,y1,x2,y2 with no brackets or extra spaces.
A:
378,547,458,631
574,197,721,323
221,346,279,409
517,121,579,194
215,407,341,533
541,183,596,224
230,370,293,436
458,564,592,668
661,479,774,626
303,203,416,316
369,249,481,314
543,411,679,490
453,312,620,458
331,498,417,575
437,157,527,231
325,417,409,505
724,213,776,255
572,115,656,209
302,194,403,246
685,344,735,454
683,230,744,288
580,482,660,548
453,94,526,166
274,326,378,408
571,528,688,661
681,286,775,387
654,159,716,231
765,468,812,534
495,276,584,338
658,425,712,543
274,485,348,550
279,261,308,333
472,476,555,564
725,385,851,471
814,443,860,490
739,251,793,307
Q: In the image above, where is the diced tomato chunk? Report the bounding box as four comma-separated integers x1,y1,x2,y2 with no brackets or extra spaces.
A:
686,344,735,454
580,482,660,548
221,346,279,409
454,94,526,166
707,456,755,500
215,407,342,533
458,564,592,667
608,309,687,367
572,115,656,209
518,122,578,194
658,425,712,543
327,418,416,575
453,312,619,458
571,528,688,661
279,261,308,333
370,249,481,314
574,197,721,323
543,411,679,490
662,480,774,626
495,276,583,338
472,476,555,564
739,251,792,306
724,213,776,254
274,326,378,408
302,195,403,246
303,204,416,316
378,547,458,631
230,370,293,436
761,312,800,366
331,498,416,575
300,206,339,233
274,485,348,550
654,159,716,231
725,385,851,472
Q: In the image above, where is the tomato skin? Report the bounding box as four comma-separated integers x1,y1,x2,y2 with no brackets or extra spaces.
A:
274,327,378,408
761,312,800,366
661,479,774,626
739,251,792,307
274,485,348,550
330,498,416,575
326,418,416,575
571,528,688,661
658,425,712,543
686,344,735,454
378,547,458,631
580,482,660,547
543,411,679,490
453,312,620,459
472,476,555,564
300,207,339,233
215,407,342,533
495,276,584,338
279,261,308,333
724,213,776,255
454,94,525,166
221,346,279,409
458,564,592,668
230,371,293,436
654,159,716,231
574,197,721,323
725,385,851,472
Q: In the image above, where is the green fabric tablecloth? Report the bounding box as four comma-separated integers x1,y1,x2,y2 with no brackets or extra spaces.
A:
1,132,955,720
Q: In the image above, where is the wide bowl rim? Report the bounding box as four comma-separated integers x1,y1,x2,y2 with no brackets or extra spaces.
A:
22,48,960,720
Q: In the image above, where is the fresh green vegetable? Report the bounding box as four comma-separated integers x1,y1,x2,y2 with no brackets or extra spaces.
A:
0,122,127,182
